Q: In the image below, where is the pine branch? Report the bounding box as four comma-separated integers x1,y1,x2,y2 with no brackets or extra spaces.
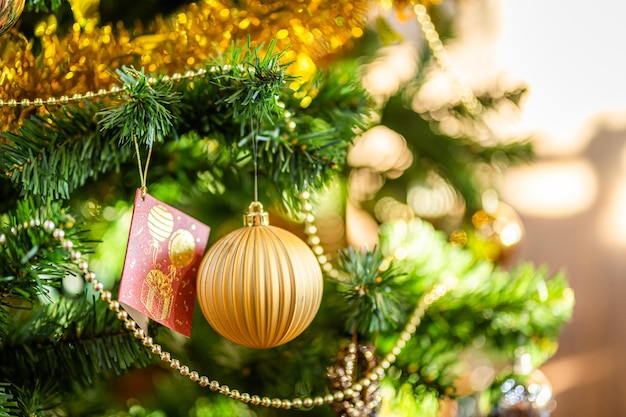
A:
264,62,372,203
0,198,89,333
24,0,64,13
98,67,182,147
1,44,369,207
333,247,408,336
0,295,154,401
0,383,18,417
380,97,533,210
378,79,533,211
1,100,133,200
6,380,67,417
374,219,574,401
211,39,295,136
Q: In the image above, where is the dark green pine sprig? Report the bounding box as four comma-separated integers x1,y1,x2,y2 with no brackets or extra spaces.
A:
1,99,133,201
0,198,89,331
332,246,409,338
23,0,64,13
0,295,154,416
0,198,156,415
210,39,295,137
0,382,18,417
98,67,183,148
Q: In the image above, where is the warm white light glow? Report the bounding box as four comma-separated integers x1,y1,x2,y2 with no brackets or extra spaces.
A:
362,65,400,99
361,42,420,100
599,143,626,247
499,222,523,246
407,172,461,218
348,125,413,173
502,159,598,218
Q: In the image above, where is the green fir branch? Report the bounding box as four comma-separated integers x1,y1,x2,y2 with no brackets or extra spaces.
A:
0,383,18,417
379,80,533,211
98,67,182,147
0,198,88,330
24,0,64,13
7,380,66,417
333,247,408,336
448,86,530,121
374,219,574,402
0,44,368,207
1,100,133,200
379,98,534,210
0,295,154,400
268,62,372,200
211,39,295,136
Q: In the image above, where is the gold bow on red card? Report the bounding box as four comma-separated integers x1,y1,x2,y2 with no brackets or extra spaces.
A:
119,189,211,337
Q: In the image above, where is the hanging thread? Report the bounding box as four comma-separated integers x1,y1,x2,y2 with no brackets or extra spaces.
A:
133,135,153,199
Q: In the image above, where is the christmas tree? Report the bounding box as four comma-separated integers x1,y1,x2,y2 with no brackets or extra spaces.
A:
0,1,574,416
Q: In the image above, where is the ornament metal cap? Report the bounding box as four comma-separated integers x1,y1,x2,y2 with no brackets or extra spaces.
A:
243,201,269,227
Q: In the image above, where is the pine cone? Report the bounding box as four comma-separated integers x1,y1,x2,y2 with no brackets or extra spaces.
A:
327,343,381,417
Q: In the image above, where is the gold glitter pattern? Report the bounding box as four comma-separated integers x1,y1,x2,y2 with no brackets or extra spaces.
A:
0,0,369,131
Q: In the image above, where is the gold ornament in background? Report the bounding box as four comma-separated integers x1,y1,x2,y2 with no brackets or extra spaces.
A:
0,0,24,36
196,202,323,349
451,191,524,265
0,0,369,130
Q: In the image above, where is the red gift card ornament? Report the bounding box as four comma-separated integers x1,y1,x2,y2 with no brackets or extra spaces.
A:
119,189,210,337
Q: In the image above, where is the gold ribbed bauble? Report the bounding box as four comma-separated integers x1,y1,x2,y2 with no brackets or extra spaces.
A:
196,202,323,349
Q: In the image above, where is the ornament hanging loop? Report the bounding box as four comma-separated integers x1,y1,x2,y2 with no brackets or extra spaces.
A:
133,135,154,200
244,201,269,227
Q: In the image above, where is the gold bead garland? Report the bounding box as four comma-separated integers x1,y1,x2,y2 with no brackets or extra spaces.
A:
0,65,213,109
411,3,483,115
1,202,452,409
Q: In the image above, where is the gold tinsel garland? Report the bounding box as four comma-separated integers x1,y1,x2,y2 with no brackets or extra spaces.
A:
0,0,370,129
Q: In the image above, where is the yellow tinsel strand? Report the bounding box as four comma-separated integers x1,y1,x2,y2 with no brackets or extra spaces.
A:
0,0,370,131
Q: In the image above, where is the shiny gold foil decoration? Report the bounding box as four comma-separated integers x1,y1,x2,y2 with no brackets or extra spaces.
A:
0,0,370,130
196,202,323,349
68,0,101,27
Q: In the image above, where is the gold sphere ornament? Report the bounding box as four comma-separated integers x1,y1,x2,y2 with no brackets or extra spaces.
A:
196,202,324,349
0,0,25,36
